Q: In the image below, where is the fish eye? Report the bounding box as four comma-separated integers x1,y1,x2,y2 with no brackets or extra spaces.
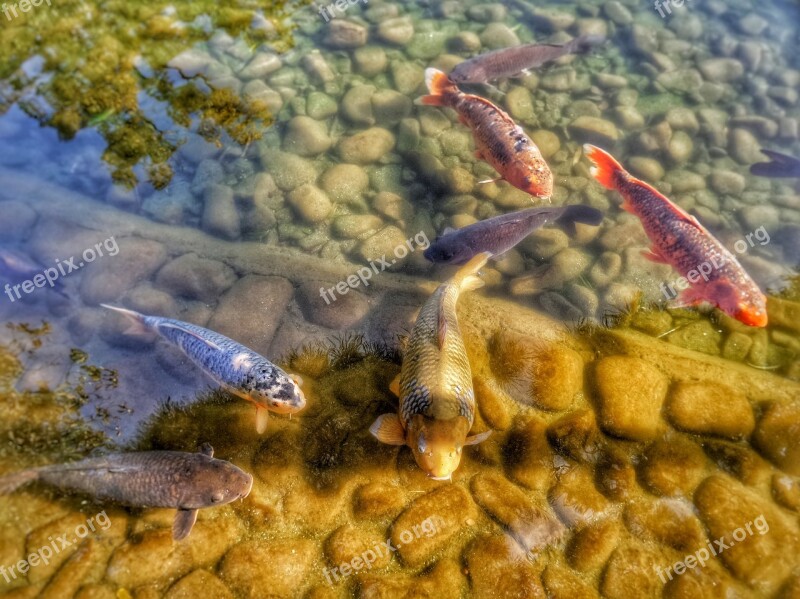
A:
211,491,225,503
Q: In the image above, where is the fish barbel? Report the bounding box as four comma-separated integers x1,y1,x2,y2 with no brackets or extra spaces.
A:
0,444,253,540
370,253,492,480
101,305,306,432
584,144,767,327
420,68,553,200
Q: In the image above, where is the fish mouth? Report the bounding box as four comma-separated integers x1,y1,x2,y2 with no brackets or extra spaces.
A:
428,474,452,481
240,474,254,498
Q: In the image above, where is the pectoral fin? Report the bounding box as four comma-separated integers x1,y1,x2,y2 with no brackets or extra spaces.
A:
465,430,492,445
642,248,669,264
172,509,198,541
389,374,401,397
255,406,270,434
370,414,406,446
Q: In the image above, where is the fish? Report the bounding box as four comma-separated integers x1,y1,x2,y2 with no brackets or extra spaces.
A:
583,144,768,327
750,149,800,178
449,35,606,84
0,247,66,296
0,444,252,540
370,253,492,480
101,305,306,433
424,205,604,265
420,69,553,200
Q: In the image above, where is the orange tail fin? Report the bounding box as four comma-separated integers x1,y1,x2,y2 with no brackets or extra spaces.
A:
420,68,458,106
583,144,627,190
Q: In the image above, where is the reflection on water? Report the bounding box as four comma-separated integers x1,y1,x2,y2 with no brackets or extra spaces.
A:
0,0,799,596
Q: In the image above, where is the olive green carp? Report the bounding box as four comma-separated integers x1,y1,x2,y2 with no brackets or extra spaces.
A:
0,444,252,540
370,253,492,480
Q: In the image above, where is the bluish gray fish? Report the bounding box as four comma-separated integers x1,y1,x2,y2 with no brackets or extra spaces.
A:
449,35,606,84
0,444,252,540
101,305,306,433
423,205,604,265
0,247,66,295
750,149,800,178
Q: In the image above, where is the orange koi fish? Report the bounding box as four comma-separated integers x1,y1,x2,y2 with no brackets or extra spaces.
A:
583,144,767,327
420,68,553,201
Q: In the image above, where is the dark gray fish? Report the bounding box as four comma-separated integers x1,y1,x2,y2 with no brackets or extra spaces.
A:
750,149,800,178
449,35,605,84
101,305,306,434
424,205,604,265
0,444,252,540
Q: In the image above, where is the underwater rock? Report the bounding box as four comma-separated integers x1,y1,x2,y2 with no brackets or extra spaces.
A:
641,436,709,497
729,128,764,165
337,127,396,164
297,279,370,329
353,46,388,77
340,85,376,126
772,475,800,512
202,184,240,241
324,20,367,49
465,534,544,598
288,184,333,223
530,130,561,159
701,440,770,487
324,524,391,571
753,400,800,476
548,466,609,528
595,445,638,501
541,562,599,598
604,1,632,25
567,519,620,573
353,482,407,521
406,32,448,60
303,50,336,84
699,58,745,83
623,498,705,551
238,52,281,80
356,226,408,264
600,545,662,599
372,89,413,126
219,539,318,598
165,570,234,599
390,60,425,95
594,356,667,442
372,191,413,224
79,238,168,306
359,559,466,597
154,253,237,303
505,87,534,122
710,170,746,195
547,409,604,464
504,417,556,492
391,485,475,568
480,23,520,50
667,131,694,164
207,275,293,355
588,251,622,288
666,381,755,440
283,116,333,157
319,164,370,205
568,116,619,145
471,473,565,554
332,215,384,240
377,16,415,46
260,149,318,191
695,475,799,594
0,201,37,241
528,345,584,411
306,92,339,120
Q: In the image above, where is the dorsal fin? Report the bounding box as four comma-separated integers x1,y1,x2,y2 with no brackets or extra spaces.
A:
159,323,221,351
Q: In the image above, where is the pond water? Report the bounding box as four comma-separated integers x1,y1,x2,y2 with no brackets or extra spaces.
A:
0,0,798,597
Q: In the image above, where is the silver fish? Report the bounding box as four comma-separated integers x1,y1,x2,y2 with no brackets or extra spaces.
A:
0,444,252,540
101,305,306,433
424,205,603,265
449,35,605,84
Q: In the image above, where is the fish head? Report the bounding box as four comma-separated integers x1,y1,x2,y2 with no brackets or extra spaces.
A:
251,372,306,415
406,414,471,480
181,460,254,509
512,162,553,200
423,240,471,265
709,280,768,327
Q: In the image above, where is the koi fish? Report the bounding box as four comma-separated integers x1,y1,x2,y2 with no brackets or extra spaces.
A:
449,35,606,84
0,444,252,540
370,253,492,480
750,149,800,178
583,145,767,327
424,205,603,265
420,69,553,200
101,305,306,432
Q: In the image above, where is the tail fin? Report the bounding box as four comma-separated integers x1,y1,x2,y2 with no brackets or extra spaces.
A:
454,251,490,293
0,469,39,495
100,304,151,336
557,205,604,236
420,68,458,107
750,149,800,178
583,144,626,190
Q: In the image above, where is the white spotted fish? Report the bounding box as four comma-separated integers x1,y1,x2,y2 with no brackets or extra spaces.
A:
370,253,492,480
101,305,306,432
